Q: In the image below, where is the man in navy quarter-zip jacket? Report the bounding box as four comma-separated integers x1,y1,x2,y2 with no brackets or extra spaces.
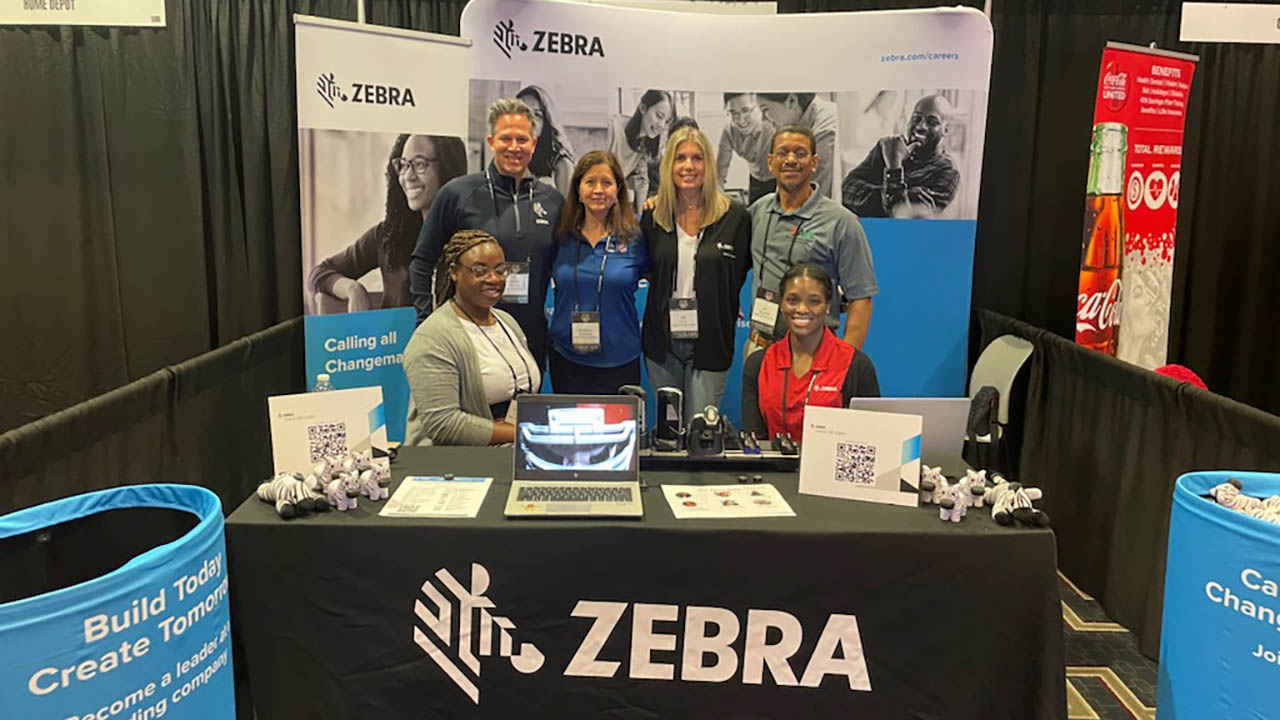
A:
410,97,564,370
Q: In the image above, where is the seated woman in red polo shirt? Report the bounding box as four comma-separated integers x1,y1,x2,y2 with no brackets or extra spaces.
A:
741,262,880,445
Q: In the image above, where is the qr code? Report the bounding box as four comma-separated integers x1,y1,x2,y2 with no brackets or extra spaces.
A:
307,422,348,462
834,441,876,485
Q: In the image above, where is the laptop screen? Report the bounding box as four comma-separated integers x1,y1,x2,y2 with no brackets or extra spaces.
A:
513,394,640,481
848,397,970,476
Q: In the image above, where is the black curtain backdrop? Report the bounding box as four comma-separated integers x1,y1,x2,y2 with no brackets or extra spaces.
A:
0,316,301,720
0,318,303,515
977,308,1280,659
0,0,466,433
0,0,1275,429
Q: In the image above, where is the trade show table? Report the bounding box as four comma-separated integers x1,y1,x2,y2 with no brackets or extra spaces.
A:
227,446,1065,719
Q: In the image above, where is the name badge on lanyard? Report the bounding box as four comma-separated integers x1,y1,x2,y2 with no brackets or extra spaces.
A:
571,236,609,353
669,298,698,339
502,261,531,304
487,173,532,304
750,287,780,337
571,311,602,353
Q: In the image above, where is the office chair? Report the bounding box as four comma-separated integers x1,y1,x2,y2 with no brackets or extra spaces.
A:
966,334,1034,475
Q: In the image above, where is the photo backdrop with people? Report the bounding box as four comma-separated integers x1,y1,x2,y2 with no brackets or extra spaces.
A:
461,0,994,423
296,16,472,441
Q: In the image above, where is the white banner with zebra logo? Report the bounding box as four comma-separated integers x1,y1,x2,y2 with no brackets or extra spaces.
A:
460,0,995,422
295,15,471,442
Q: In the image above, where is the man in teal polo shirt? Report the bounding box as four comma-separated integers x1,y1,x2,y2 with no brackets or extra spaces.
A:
747,123,877,352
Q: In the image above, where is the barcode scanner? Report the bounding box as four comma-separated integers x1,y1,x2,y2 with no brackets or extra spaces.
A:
772,432,798,456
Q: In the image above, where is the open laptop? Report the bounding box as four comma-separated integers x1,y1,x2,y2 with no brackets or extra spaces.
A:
504,394,644,518
849,397,971,477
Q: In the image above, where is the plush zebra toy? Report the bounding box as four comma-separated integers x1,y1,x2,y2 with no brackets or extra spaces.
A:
267,450,391,514
936,482,971,522
988,480,1050,527
919,465,947,504
960,469,989,508
1209,479,1280,527
337,448,391,502
300,471,330,511
360,462,391,501
324,468,362,511
257,472,315,519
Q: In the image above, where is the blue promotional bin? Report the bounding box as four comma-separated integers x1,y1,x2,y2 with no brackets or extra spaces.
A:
1157,471,1280,719
0,484,235,719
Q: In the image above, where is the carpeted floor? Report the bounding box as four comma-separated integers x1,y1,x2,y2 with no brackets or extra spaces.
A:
1059,572,1159,719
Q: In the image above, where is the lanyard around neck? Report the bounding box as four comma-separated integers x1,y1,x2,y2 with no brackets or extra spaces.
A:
778,332,823,436
779,368,819,439
572,234,612,313
452,299,533,395
486,168,534,264
759,211,807,290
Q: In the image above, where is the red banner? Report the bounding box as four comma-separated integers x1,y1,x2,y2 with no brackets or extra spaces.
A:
1076,43,1196,367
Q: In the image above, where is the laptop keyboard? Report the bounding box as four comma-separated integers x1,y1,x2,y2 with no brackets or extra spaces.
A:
517,485,634,503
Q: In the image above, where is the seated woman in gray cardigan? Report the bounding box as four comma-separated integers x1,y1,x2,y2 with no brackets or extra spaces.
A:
403,230,540,445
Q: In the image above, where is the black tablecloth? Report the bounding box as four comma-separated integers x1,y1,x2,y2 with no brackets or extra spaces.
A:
227,446,1065,719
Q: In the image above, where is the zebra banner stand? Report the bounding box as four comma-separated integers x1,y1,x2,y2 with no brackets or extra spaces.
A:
0,484,234,719
1157,471,1280,719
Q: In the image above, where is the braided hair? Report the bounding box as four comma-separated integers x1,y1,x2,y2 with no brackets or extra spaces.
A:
434,229,500,307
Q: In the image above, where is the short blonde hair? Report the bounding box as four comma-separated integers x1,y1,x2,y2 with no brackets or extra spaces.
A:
652,127,730,233
487,97,534,136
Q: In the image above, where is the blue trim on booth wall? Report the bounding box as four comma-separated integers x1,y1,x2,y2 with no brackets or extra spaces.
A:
304,307,415,443
544,219,975,431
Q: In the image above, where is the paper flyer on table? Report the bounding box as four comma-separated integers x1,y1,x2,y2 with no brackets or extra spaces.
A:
379,476,492,518
662,484,795,519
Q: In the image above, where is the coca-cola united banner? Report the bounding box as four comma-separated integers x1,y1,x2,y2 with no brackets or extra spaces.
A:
1075,42,1196,368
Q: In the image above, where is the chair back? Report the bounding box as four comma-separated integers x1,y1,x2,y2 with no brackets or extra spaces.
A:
968,335,1034,425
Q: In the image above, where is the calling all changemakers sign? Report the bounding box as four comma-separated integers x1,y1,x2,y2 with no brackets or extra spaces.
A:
1075,42,1196,369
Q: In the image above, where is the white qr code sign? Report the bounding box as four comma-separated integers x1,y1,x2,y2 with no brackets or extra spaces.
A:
834,441,877,485
799,406,922,508
268,386,387,476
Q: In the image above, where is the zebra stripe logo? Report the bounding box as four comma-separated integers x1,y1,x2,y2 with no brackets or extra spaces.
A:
413,563,544,703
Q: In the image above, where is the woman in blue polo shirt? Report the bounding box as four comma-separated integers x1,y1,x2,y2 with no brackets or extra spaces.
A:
742,263,880,445
548,150,648,394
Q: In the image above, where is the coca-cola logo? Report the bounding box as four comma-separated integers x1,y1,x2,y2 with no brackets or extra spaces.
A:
1077,278,1122,334
1101,60,1129,112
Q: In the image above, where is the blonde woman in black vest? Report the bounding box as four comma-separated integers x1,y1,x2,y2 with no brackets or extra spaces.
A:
640,126,752,421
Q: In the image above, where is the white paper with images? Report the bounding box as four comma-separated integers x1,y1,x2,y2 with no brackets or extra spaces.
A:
662,484,795,519
380,476,493,518
267,386,389,475
799,406,922,507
